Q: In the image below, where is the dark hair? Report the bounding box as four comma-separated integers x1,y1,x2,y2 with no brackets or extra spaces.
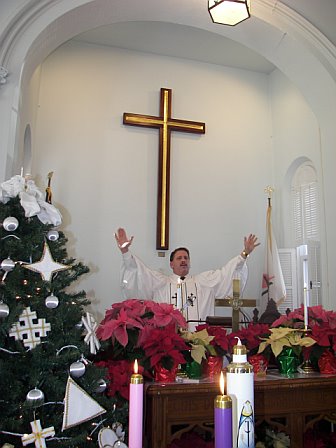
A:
170,247,190,262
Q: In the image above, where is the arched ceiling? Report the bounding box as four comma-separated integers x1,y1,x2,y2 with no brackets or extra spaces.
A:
73,21,276,74
1,0,335,80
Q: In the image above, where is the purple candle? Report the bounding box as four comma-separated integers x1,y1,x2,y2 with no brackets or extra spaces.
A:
214,372,232,448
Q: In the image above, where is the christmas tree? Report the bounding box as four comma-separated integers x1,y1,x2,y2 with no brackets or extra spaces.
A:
0,175,127,447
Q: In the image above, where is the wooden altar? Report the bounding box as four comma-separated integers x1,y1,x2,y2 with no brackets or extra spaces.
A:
145,372,336,448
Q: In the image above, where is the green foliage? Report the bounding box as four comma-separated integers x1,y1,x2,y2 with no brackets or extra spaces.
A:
0,197,127,446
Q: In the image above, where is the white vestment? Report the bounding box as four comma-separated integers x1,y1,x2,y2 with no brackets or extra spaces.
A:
120,252,248,329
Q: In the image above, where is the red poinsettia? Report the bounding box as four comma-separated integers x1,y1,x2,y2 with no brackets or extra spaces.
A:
95,359,136,400
142,324,189,370
230,323,271,354
271,305,336,352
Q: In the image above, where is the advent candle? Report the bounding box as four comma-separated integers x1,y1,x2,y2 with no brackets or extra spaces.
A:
215,371,232,448
129,359,143,448
176,277,182,310
227,337,254,448
303,284,309,328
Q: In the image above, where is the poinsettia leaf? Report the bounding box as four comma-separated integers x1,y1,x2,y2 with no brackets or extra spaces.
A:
272,339,286,357
298,336,316,347
191,344,206,364
114,325,129,347
257,341,269,354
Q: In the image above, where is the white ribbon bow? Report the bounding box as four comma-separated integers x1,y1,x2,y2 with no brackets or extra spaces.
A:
82,312,101,354
0,175,62,226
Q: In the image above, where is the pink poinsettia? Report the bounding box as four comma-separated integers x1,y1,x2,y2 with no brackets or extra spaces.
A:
108,298,148,321
149,301,187,328
97,298,187,349
96,307,144,346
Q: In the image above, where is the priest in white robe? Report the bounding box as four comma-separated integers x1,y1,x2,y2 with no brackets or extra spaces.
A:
115,228,259,329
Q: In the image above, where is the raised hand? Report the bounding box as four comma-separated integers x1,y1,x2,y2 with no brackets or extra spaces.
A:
243,234,260,256
115,228,134,253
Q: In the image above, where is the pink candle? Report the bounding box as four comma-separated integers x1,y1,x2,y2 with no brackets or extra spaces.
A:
215,371,232,448
129,360,143,448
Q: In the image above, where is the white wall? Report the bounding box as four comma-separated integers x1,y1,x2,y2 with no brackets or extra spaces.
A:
269,70,322,243
269,70,331,308
29,41,276,319
24,39,331,320
1,1,335,318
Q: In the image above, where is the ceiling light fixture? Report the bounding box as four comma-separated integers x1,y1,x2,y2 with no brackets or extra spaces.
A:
208,0,250,26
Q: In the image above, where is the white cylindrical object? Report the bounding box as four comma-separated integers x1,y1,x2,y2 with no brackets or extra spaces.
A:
303,286,309,328
226,338,254,448
176,277,182,310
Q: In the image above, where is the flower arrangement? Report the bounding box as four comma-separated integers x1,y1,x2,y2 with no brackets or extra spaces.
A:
257,327,316,358
95,299,189,398
195,323,231,358
97,298,186,353
270,305,336,372
180,328,216,364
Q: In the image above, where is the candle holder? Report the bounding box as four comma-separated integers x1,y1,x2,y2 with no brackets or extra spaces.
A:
215,394,232,409
300,359,315,373
130,373,144,385
299,327,315,374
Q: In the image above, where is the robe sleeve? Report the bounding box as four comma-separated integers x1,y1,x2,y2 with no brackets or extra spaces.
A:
196,255,248,298
120,252,167,300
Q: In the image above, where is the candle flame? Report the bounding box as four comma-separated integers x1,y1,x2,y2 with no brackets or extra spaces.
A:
134,359,138,374
219,371,225,395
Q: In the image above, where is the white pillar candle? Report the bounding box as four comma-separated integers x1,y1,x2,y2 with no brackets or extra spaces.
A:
303,285,309,328
227,337,254,448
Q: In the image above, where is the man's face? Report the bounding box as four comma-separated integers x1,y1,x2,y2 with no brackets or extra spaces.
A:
170,250,190,277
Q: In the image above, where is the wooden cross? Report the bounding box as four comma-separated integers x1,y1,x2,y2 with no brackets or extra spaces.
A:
215,279,256,332
123,88,205,250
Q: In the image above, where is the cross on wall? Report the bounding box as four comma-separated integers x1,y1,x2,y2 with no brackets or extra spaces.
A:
123,88,205,250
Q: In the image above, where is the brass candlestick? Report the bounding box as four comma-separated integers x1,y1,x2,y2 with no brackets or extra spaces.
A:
300,326,315,374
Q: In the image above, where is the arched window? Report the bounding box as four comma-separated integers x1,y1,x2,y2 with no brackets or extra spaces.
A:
292,163,319,244
291,162,321,306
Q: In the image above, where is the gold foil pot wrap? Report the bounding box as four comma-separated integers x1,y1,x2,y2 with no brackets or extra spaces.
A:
130,373,144,385
226,363,253,374
215,394,232,409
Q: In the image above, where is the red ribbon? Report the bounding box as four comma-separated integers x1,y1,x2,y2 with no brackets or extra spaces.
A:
248,354,269,374
154,364,178,382
203,356,223,379
318,350,336,374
